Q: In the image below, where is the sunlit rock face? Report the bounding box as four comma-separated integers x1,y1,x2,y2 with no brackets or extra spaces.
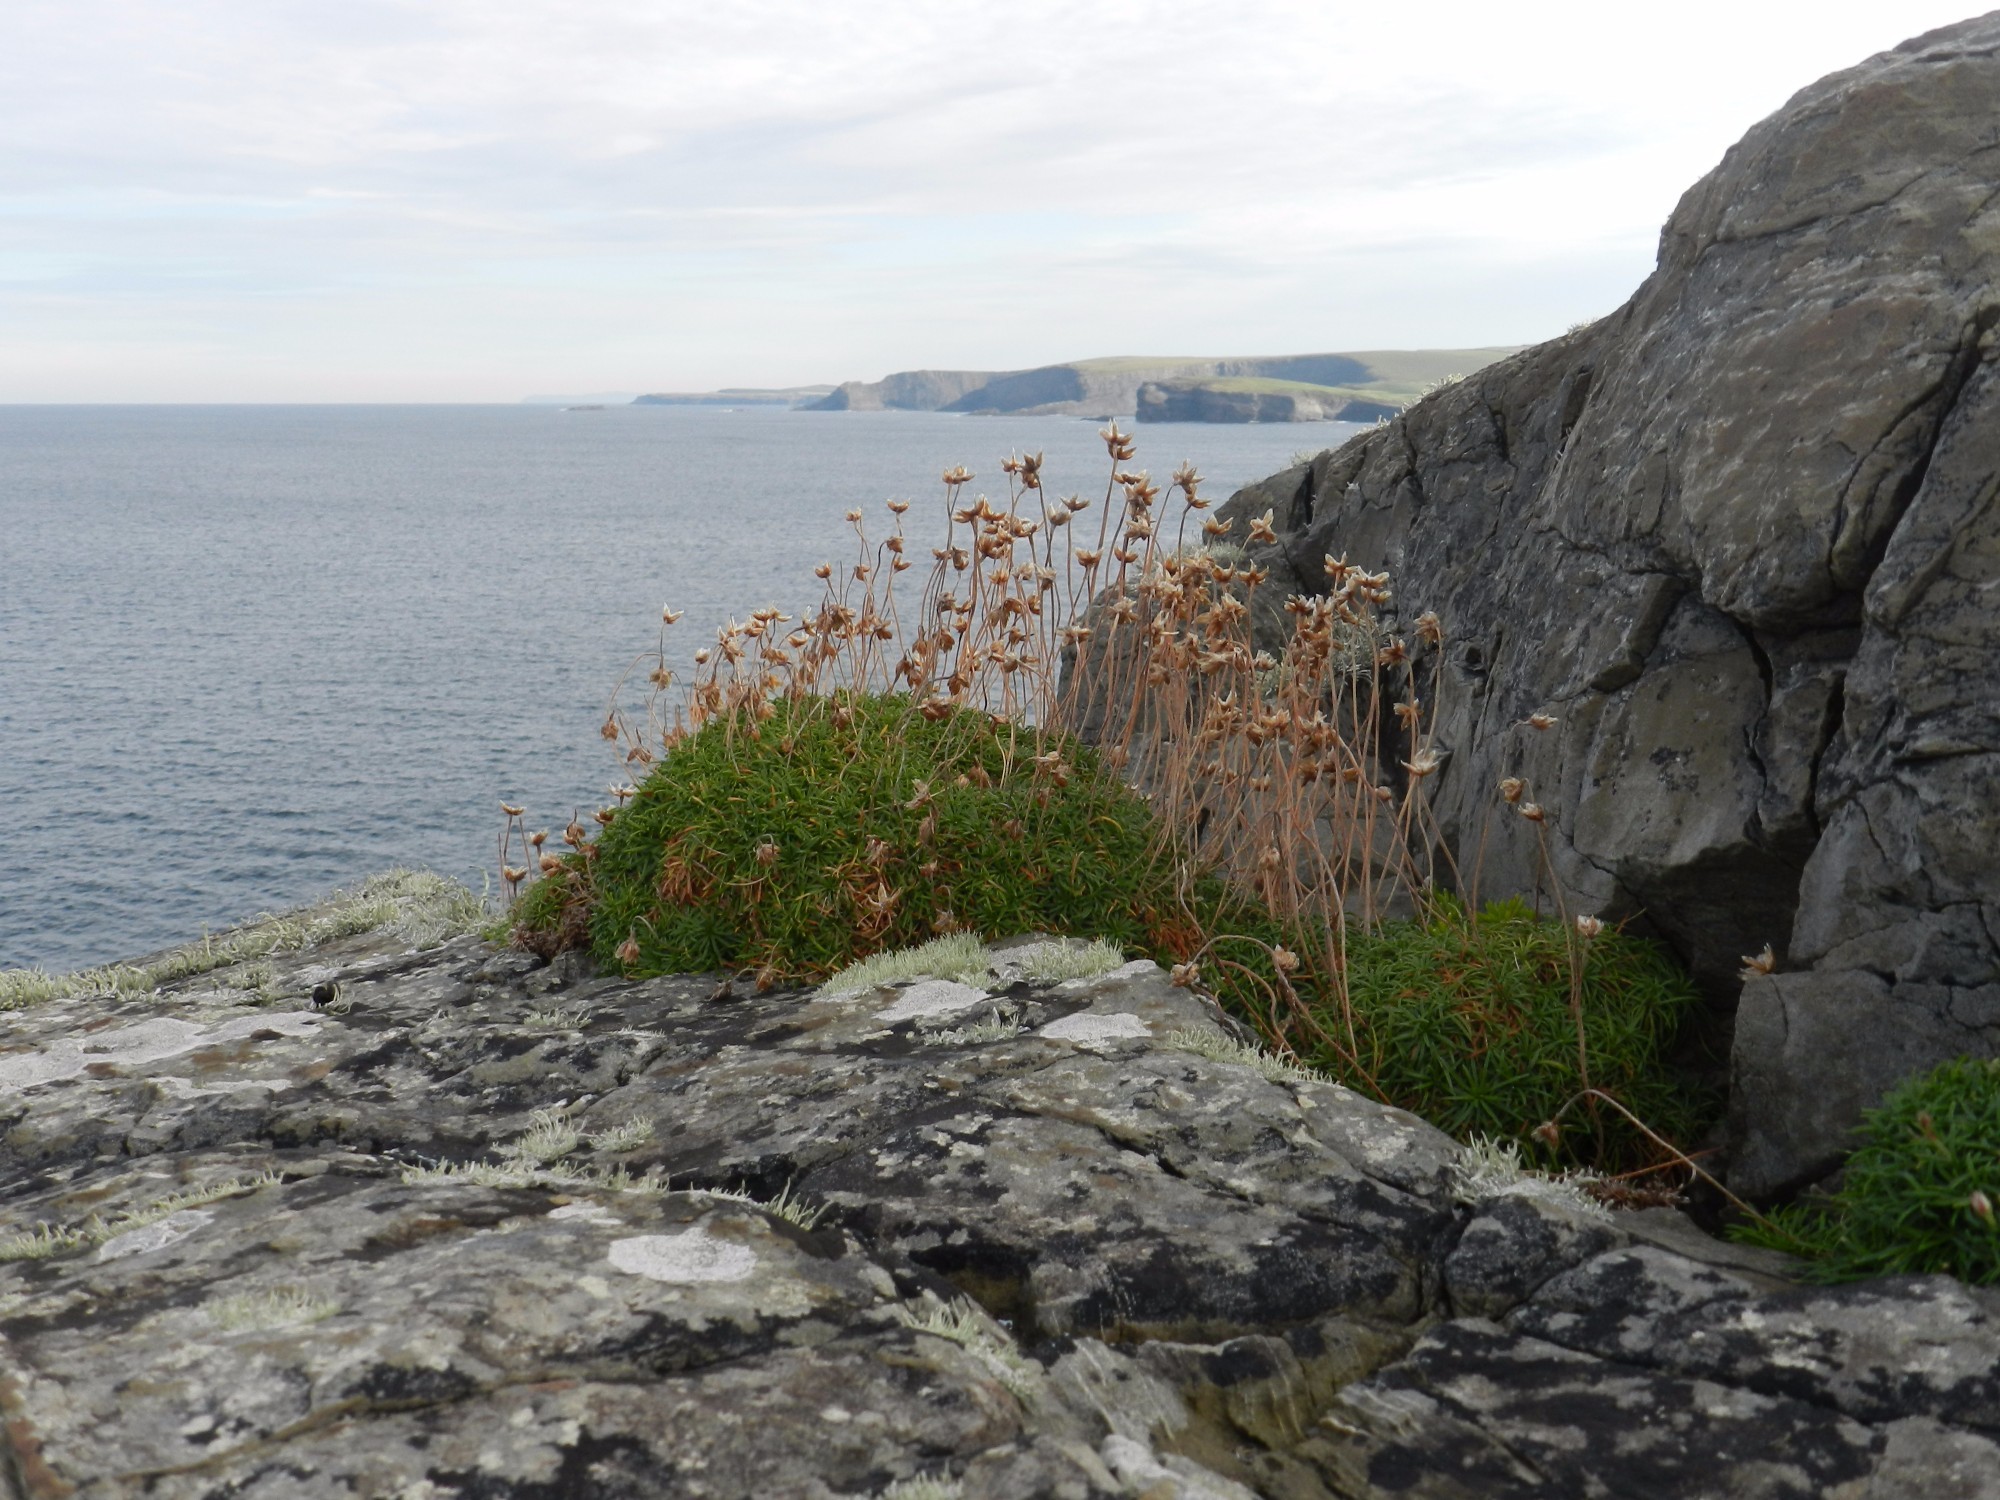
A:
1218,13,2000,1199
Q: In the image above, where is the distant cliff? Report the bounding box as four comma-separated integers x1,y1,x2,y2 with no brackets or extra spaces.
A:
803,349,1519,418
1135,376,1404,424
632,385,835,407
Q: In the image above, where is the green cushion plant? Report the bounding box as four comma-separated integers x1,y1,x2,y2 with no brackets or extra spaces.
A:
516,692,1180,982
1733,1056,2000,1284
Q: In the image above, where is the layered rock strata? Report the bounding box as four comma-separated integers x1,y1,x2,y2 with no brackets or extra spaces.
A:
4,924,1997,1497
1216,14,2000,1197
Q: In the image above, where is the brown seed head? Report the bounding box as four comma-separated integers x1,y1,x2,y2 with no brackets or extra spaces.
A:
1739,944,1777,979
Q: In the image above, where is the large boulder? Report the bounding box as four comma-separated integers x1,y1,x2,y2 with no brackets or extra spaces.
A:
1217,14,2000,1198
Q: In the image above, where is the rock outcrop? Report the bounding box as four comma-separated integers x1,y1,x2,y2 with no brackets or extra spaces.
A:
1216,14,2000,1198
9,920,2000,1498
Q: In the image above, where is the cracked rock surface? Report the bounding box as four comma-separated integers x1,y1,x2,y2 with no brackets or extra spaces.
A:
1213,14,2000,1197
5,927,1998,1498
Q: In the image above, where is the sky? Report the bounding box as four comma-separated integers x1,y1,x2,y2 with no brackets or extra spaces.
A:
1,1,1986,402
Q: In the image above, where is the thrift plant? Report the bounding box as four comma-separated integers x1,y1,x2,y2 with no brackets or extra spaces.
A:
518,693,1175,983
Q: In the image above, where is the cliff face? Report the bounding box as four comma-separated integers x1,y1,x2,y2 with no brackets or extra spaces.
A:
1218,13,2000,1198
1135,379,1400,423
803,349,1518,417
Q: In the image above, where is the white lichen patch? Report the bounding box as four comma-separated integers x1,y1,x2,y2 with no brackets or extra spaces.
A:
205,1284,340,1331
0,1011,323,1093
608,1228,758,1284
1451,1135,1611,1221
97,1209,214,1263
874,980,990,1025
522,1003,591,1031
1039,1012,1150,1046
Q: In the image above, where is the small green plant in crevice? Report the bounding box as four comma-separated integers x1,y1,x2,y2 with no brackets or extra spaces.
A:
1307,897,1711,1172
519,693,1181,986
1731,1057,2000,1285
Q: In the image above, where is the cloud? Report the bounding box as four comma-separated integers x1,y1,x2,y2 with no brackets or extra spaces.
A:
0,0,1981,398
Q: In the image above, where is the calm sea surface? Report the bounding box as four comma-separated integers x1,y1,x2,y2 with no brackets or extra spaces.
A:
0,404,1359,971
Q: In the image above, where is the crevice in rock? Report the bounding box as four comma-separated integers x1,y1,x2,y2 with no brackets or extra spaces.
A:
1831,305,1999,601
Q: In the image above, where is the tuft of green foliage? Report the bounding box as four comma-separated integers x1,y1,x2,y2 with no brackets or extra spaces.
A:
1731,1057,2000,1284
1306,898,1711,1170
517,693,1178,983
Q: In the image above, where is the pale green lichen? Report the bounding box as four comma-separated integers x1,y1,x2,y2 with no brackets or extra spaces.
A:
1162,1027,1332,1087
821,933,1127,1000
588,1118,656,1154
692,1180,829,1231
523,1003,591,1031
1003,939,1126,984
819,932,991,996
894,1295,1037,1398
878,1478,964,1500
206,1285,340,1331
0,1171,283,1262
0,1223,92,1262
398,1156,657,1196
0,870,487,1012
1451,1135,1610,1221
400,1159,544,1190
929,1007,1025,1046
509,1108,581,1166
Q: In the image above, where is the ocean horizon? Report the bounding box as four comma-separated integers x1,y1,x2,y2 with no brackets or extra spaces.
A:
0,402,1361,972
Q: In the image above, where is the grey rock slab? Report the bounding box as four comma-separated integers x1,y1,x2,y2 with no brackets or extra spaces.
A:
1302,1319,2000,1499
1443,1194,1622,1321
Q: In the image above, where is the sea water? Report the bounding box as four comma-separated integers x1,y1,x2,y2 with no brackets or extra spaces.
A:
0,403,1361,971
